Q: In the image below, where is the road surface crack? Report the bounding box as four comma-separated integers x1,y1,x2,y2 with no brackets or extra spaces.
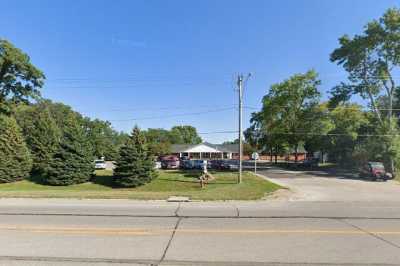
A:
157,217,182,265
340,219,400,250
235,205,240,217
174,202,181,217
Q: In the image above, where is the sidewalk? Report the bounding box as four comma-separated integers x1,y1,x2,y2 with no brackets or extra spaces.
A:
1,198,400,219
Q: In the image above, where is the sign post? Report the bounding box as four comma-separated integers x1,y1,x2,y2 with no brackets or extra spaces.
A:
251,152,259,174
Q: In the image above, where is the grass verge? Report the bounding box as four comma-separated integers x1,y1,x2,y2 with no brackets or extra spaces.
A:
0,170,283,200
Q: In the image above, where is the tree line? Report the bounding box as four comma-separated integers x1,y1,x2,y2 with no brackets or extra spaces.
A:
0,39,202,186
245,8,400,174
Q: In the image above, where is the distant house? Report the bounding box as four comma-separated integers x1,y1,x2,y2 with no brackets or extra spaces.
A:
170,142,239,159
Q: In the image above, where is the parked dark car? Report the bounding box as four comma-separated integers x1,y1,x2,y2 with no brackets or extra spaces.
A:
193,160,208,170
161,159,180,169
298,158,319,168
209,160,223,170
220,160,239,170
359,162,391,181
180,160,195,170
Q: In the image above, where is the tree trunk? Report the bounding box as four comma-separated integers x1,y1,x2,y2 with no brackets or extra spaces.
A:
390,158,395,176
274,145,278,164
294,145,298,163
321,150,324,164
270,148,273,162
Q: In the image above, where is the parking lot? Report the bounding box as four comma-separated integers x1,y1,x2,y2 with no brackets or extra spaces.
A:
258,166,400,202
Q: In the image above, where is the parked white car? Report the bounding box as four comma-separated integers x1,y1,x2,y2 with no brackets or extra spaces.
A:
94,159,106,169
154,161,162,169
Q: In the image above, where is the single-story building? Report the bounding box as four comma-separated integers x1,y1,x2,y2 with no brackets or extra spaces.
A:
169,142,308,161
171,142,239,159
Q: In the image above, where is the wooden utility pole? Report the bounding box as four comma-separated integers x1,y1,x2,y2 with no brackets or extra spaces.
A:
237,74,243,184
237,73,251,184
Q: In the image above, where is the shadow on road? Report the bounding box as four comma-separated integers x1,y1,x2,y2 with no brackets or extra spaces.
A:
257,162,389,182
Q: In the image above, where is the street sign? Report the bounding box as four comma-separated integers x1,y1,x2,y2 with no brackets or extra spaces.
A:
251,152,259,174
251,152,259,160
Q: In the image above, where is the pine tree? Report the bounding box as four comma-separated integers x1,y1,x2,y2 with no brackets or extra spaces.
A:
15,104,61,174
44,113,94,185
114,126,157,187
0,115,32,183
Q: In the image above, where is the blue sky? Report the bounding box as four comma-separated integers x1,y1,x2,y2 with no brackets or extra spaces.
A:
2,0,398,143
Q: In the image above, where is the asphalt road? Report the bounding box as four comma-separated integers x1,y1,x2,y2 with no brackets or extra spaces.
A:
0,167,399,266
258,166,400,202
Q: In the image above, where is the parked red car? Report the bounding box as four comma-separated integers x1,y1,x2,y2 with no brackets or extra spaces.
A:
159,155,179,162
359,162,391,181
160,155,180,169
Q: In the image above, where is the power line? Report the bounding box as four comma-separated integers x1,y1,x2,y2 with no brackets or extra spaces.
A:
44,82,231,90
192,130,400,137
44,73,400,83
266,132,400,137
81,104,234,113
244,106,400,112
198,130,238,135
46,74,235,82
108,107,235,122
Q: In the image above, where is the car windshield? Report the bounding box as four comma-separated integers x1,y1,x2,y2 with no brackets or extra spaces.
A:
370,162,384,169
95,160,104,164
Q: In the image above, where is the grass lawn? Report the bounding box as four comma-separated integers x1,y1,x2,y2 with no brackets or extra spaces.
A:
0,170,283,200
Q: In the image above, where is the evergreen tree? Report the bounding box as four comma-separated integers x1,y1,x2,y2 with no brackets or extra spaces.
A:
15,104,61,174
44,113,94,185
0,115,32,183
114,126,156,187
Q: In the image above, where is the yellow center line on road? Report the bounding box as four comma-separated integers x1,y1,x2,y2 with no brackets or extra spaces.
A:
176,229,400,235
1,225,400,236
0,226,156,236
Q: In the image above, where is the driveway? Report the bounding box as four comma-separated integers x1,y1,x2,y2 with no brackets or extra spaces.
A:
258,167,400,202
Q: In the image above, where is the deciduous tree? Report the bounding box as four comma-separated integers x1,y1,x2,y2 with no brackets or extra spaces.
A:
255,70,321,162
0,39,45,114
169,125,202,144
330,8,400,173
327,104,368,165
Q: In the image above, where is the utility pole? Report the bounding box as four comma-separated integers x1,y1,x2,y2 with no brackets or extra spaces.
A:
237,74,243,184
237,73,251,184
